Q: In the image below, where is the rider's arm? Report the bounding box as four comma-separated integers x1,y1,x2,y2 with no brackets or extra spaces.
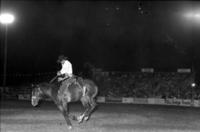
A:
57,71,61,76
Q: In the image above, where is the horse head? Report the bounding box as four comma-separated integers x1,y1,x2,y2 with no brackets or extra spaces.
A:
31,84,43,107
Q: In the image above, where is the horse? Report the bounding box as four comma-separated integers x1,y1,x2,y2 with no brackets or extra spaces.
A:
31,77,98,129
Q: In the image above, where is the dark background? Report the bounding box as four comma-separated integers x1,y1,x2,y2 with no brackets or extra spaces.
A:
1,0,200,78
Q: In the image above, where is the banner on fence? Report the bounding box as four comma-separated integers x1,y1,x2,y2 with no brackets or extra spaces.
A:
97,96,105,103
105,97,122,103
182,99,192,106
193,100,199,107
177,68,191,73
122,98,134,103
18,94,30,100
147,98,164,104
141,68,154,73
133,98,148,104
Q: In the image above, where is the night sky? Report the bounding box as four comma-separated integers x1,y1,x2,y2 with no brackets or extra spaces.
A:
1,0,200,75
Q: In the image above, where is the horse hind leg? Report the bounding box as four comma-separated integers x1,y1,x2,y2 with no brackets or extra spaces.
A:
83,97,97,121
76,97,91,123
83,83,98,121
69,102,89,123
77,95,97,123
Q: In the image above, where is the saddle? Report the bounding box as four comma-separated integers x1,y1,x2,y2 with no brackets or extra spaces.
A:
59,76,86,96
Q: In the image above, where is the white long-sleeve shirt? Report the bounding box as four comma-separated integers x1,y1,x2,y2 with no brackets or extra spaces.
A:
60,60,73,77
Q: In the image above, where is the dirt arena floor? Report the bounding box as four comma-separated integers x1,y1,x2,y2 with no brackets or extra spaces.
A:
1,100,200,132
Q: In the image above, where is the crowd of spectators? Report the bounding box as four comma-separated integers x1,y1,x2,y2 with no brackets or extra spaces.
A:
92,71,199,99
1,69,199,100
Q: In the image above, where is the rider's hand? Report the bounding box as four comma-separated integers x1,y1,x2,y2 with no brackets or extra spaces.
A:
57,71,61,76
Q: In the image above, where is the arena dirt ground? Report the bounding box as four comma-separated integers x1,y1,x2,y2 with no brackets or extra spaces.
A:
1,100,200,132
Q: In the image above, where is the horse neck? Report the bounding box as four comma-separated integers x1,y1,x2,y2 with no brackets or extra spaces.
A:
42,83,59,101
40,88,51,99
39,83,54,98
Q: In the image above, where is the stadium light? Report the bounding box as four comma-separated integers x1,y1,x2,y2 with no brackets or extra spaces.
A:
184,13,200,19
183,10,200,23
0,13,15,86
0,13,15,24
191,83,196,87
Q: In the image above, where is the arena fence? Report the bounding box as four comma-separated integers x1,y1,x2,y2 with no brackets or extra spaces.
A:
1,85,199,107
15,94,200,107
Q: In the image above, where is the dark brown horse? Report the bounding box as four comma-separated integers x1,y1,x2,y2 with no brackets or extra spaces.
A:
31,78,98,129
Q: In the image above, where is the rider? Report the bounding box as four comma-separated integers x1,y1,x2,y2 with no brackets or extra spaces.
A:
57,55,86,96
57,55,73,81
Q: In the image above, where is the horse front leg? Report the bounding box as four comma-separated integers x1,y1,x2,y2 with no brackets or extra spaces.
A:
57,104,72,129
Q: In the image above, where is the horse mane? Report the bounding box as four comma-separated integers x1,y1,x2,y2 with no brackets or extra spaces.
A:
38,82,57,88
37,82,59,100
36,82,58,94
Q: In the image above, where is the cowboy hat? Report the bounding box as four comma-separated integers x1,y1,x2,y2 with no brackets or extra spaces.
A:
57,55,68,63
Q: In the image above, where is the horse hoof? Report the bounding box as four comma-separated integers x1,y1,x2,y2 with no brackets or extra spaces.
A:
78,119,83,124
77,115,84,123
78,118,83,124
84,116,89,121
68,126,72,130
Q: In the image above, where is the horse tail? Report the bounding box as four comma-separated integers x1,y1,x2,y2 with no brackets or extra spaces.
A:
92,85,98,98
84,79,98,98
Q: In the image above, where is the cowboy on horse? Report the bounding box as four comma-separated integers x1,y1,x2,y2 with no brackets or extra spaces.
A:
56,55,86,96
